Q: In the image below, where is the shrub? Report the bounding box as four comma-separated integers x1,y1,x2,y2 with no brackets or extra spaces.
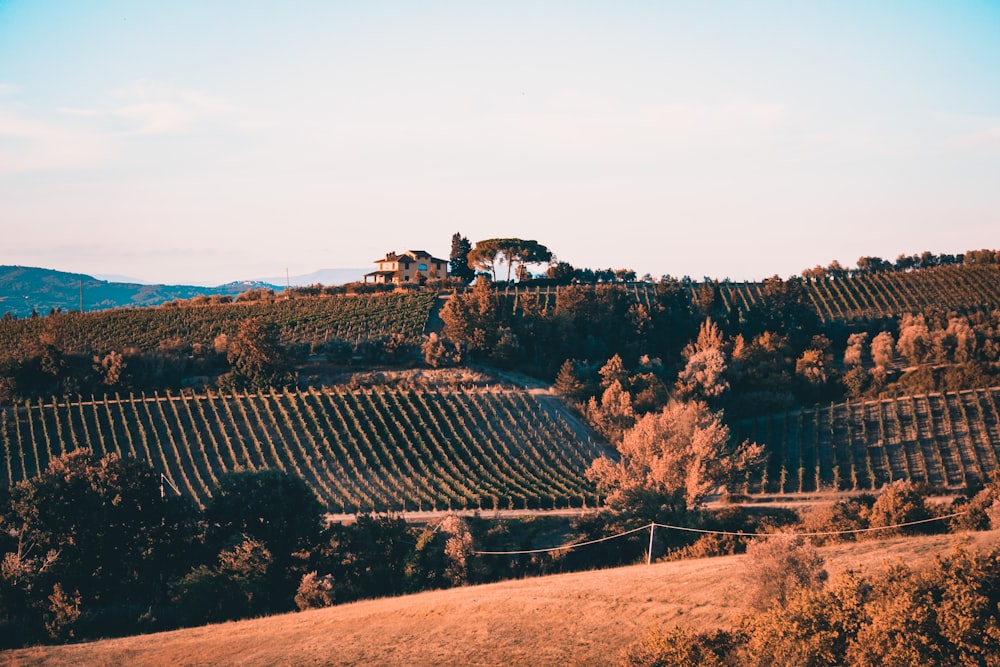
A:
294,571,335,611
949,480,1000,532
865,480,934,537
620,627,734,667
798,498,872,545
742,533,827,611
740,573,865,667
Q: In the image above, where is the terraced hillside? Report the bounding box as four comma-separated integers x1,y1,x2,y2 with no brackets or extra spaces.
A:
0,386,603,512
732,387,1000,494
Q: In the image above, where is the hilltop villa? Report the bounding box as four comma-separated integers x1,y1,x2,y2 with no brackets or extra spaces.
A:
363,250,449,285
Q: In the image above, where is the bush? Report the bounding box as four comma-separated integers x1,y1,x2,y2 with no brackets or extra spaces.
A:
798,498,872,545
742,533,827,611
865,480,934,537
294,571,335,610
621,627,734,667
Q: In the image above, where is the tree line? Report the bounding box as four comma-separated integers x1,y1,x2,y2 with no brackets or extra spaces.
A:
0,449,590,648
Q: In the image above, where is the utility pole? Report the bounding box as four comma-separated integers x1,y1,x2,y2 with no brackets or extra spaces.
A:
647,523,655,565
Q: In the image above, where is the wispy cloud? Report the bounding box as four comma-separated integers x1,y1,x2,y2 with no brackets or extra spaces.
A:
110,79,254,136
0,108,108,174
0,80,256,173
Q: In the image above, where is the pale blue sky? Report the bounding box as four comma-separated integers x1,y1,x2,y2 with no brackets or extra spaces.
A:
1,1,998,284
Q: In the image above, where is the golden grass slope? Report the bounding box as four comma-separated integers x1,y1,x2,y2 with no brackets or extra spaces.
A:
5,530,998,667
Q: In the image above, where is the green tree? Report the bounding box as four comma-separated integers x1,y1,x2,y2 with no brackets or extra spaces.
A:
205,470,324,565
2,450,197,642
449,232,475,284
468,238,552,282
171,537,274,624
220,318,295,390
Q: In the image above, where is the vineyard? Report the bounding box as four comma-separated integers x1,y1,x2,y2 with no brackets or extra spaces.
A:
0,291,438,355
731,387,1000,494
500,264,1000,322
0,386,604,512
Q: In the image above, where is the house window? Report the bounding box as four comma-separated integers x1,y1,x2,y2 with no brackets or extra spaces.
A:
418,263,428,271
404,276,410,281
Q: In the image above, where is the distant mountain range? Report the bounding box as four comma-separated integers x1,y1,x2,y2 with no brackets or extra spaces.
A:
257,268,369,287
0,265,367,318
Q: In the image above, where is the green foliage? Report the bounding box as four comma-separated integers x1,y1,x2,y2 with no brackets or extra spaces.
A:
172,537,274,624
1,449,198,645
449,232,476,285
205,469,324,565
219,318,295,390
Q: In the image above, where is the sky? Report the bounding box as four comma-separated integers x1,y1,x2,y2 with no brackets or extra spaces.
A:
1,1,998,285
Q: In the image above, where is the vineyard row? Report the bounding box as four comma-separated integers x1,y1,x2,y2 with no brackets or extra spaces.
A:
0,291,439,355
0,386,605,513
501,264,1000,322
731,387,1000,494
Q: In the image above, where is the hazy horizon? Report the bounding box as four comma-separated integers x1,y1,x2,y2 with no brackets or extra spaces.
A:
2,1,998,284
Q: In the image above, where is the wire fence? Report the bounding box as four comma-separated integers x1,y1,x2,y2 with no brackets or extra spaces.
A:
472,510,971,558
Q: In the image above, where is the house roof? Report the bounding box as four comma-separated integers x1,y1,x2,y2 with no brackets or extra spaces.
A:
372,250,448,265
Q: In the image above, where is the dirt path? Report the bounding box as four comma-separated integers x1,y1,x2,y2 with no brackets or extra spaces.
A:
423,293,450,334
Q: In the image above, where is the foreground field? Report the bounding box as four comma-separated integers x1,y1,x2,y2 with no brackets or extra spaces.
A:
5,529,996,667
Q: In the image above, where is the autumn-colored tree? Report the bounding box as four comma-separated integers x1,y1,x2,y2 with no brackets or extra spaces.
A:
676,348,729,401
554,359,588,399
896,314,931,366
421,333,463,368
294,571,336,610
585,379,635,443
587,399,763,510
599,353,629,389
939,316,976,364
439,278,501,355
843,332,868,367
622,627,733,667
870,331,895,369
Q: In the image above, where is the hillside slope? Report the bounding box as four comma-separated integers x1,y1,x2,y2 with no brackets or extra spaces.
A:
5,529,995,666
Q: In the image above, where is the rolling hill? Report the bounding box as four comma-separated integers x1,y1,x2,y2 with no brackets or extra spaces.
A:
0,265,281,318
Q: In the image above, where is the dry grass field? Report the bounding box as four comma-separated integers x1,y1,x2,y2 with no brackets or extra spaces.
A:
4,529,998,667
